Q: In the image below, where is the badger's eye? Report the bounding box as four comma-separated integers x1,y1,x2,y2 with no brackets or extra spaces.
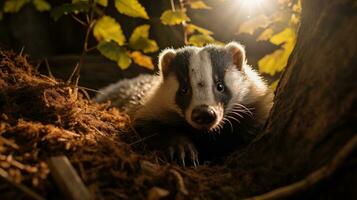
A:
216,82,225,92
179,87,189,95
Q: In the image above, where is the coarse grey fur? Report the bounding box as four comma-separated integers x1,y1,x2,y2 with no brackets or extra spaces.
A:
94,74,161,115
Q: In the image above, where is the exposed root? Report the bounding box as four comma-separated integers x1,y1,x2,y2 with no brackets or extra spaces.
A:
245,135,357,200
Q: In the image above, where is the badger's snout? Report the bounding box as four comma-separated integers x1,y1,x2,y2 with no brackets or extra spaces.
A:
191,105,217,126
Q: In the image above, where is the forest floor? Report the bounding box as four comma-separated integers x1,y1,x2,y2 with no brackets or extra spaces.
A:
0,50,254,199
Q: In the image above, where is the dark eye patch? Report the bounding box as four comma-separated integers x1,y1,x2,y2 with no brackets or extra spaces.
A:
206,47,232,106
172,50,192,112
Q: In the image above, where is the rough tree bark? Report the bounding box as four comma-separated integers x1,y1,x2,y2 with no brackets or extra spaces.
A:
233,0,357,198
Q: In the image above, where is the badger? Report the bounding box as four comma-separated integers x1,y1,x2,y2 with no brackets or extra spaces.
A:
94,42,273,166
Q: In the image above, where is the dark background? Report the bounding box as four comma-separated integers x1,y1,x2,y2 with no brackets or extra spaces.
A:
0,0,279,93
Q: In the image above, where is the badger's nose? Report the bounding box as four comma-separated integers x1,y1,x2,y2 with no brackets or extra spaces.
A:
191,105,216,125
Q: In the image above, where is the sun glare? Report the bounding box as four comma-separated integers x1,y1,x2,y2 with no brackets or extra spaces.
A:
237,0,269,17
241,0,264,9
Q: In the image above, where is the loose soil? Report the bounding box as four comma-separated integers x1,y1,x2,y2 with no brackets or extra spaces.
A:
0,50,253,200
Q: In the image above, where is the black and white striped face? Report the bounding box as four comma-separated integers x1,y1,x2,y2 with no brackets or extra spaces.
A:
158,42,247,131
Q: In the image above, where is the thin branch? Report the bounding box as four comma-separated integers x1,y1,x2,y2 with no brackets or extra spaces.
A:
67,63,79,85
170,0,176,11
85,46,97,52
79,88,91,100
44,59,53,78
19,46,25,57
70,13,87,26
77,86,102,94
68,0,97,99
179,0,188,45
245,134,357,200
0,136,19,150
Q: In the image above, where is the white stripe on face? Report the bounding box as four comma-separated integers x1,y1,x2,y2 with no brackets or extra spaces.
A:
185,49,221,129
189,49,215,108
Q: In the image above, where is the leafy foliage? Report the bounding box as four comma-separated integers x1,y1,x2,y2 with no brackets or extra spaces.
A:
93,16,126,46
3,0,29,13
188,34,215,46
188,0,212,9
160,10,190,25
237,0,301,89
50,2,89,21
1,0,300,77
258,28,297,75
32,0,51,12
186,24,213,35
129,25,159,53
130,51,154,70
72,0,108,7
97,41,132,70
114,0,149,19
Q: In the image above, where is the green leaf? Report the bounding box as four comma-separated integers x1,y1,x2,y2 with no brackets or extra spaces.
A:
93,16,126,46
4,0,30,13
129,24,150,41
32,0,51,12
258,28,297,75
51,3,90,21
270,80,279,91
186,24,213,35
72,0,108,7
114,0,149,19
160,10,190,25
188,0,211,9
96,0,108,7
257,28,274,41
270,28,295,45
97,41,132,70
0,12,3,21
188,34,215,46
238,14,271,35
129,25,158,53
130,51,154,70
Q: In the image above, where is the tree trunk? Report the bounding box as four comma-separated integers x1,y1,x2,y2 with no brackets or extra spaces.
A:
233,0,357,198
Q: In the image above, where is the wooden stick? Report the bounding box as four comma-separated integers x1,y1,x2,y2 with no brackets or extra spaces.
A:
48,156,93,200
245,135,357,200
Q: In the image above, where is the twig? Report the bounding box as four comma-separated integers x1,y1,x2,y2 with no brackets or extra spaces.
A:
19,46,25,57
77,86,102,93
79,88,91,100
85,46,97,52
48,156,93,200
170,0,176,11
179,0,188,44
0,136,19,150
68,0,97,98
0,168,45,200
70,13,87,26
67,63,79,85
245,134,357,200
44,59,53,78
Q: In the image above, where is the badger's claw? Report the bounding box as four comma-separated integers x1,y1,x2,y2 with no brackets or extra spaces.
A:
166,136,199,168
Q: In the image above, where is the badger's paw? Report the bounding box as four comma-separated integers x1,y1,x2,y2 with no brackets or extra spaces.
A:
166,135,199,168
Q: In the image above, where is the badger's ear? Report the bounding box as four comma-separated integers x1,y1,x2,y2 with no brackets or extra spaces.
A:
225,42,246,70
158,48,176,76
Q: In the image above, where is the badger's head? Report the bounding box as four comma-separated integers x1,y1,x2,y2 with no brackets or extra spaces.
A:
158,42,256,131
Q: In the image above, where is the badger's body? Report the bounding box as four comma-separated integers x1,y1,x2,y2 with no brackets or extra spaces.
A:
95,42,273,165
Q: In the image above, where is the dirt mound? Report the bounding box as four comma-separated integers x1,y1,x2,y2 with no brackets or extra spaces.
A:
0,50,242,199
